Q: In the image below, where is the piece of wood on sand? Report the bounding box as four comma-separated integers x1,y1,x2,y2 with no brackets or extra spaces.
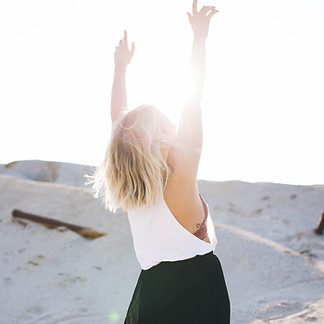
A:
12,209,107,239
314,211,324,235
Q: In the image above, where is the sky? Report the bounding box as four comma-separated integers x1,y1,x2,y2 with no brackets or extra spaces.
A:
0,0,323,185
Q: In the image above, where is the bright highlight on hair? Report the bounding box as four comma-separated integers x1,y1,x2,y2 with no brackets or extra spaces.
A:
90,105,174,212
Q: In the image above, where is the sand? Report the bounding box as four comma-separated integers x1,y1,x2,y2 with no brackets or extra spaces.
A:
1,160,323,323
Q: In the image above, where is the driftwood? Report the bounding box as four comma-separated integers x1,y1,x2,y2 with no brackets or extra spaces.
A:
314,211,324,235
12,209,106,239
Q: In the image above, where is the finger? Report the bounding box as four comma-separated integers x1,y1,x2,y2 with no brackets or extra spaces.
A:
130,42,135,56
192,0,198,14
200,6,216,15
187,12,193,23
207,8,218,19
124,30,127,41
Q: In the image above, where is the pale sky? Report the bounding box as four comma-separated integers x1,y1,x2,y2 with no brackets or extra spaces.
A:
1,0,323,185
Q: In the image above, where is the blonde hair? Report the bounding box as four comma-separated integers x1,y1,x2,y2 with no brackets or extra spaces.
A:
91,105,173,212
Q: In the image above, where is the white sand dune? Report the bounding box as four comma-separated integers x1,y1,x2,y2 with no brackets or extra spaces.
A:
1,160,324,323
0,160,93,187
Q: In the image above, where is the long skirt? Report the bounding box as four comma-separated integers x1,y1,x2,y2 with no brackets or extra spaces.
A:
124,252,230,324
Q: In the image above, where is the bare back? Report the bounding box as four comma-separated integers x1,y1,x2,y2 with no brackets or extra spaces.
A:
163,168,210,243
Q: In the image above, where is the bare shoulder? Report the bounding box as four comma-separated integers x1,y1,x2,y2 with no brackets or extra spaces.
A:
167,143,201,181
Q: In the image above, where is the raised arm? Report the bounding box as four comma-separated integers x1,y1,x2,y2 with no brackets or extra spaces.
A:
169,0,218,179
110,30,135,123
186,0,217,105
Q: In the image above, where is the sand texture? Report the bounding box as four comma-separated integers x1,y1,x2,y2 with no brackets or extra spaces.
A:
1,160,323,323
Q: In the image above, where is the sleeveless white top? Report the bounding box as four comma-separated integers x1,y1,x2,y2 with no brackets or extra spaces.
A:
127,194,217,270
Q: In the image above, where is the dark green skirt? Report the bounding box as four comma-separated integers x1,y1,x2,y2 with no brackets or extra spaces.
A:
124,252,230,324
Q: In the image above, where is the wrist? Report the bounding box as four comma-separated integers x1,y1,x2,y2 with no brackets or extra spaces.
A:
114,64,128,73
193,36,206,45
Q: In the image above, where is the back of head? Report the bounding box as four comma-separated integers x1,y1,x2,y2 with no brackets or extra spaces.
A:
92,104,171,212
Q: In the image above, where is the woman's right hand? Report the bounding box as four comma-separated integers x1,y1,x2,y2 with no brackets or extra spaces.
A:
187,0,218,40
114,30,135,68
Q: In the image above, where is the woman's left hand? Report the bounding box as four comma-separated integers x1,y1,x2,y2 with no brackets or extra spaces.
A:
114,30,135,68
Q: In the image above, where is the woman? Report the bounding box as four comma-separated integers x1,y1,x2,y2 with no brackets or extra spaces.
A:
93,1,230,322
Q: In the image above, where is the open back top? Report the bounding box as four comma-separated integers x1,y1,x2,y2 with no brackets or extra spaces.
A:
127,194,217,270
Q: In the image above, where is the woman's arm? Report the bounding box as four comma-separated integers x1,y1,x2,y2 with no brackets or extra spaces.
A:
168,0,218,180
110,30,135,123
186,1,217,105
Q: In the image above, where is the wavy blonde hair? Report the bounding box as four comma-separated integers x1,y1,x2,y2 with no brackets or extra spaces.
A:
91,105,173,212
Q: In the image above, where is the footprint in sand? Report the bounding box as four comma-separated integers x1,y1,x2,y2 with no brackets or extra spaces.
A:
18,305,47,322
28,255,45,266
254,208,263,214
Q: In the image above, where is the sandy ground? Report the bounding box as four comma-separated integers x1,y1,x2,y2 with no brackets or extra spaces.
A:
1,161,324,323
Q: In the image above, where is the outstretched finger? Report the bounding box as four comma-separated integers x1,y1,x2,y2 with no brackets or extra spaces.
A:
192,0,198,14
124,30,128,41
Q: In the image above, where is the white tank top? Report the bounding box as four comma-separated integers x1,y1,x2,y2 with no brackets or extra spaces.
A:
127,194,217,270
